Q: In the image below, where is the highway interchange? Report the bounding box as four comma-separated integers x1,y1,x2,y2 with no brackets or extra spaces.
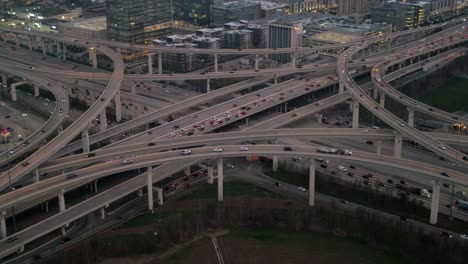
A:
0,17,467,261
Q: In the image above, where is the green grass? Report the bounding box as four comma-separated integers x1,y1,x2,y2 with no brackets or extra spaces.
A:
227,228,412,264
419,77,468,112
119,211,171,229
181,181,276,200
167,244,195,263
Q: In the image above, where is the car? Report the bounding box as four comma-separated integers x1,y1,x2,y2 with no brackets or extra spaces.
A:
22,142,29,146
445,204,455,209
67,173,78,179
443,183,452,188
463,156,467,161
400,216,410,222
400,180,408,185
363,180,371,185
226,163,235,168
114,216,123,222
86,152,96,157
60,236,71,243
298,187,307,192
362,175,372,180
40,130,45,134
240,146,248,151
275,182,281,187
338,165,347,172
460,234,468,240
341,200,349,204
347,172,354,177
181,149,192,155
32,254,41,261
183,183,191,188
59,109,63,113
440,231,452,238
441,172,449,177
387,179,394,184
331,171,337,175
9,149,15,154
190,115,197,118
7,236,18,243
360,130,368,134
349,165,356,169
148,142,156,146
122,158,133,164
283,146,292,151
213,147,223,152
399,122,405,127
438,144,447,150
100,98,105,102
366,140,374,145
320,164,328,169
22,162,29,167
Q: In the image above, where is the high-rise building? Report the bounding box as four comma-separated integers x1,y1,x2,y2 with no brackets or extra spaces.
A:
105,0,172,44
337,0,382,16
266,23,303,63
211,1,262,26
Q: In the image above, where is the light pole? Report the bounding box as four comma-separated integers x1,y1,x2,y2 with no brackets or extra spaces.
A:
1,129,16,233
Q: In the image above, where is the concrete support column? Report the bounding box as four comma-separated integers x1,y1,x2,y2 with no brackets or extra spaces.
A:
394,133,402,159
41,38,46,55
94,180,98,193
274,74,278,84
82,128,90,153
430,180,441,225
89,47,97,69
114,90,121,122
28,37,32,52
184,167,190,176
309,159,316,206
100,207,106,220
56,42,61,53
2,74,7,85
157,187,163,205
17,245,24,254
352,99,360,129
147,53,153,74
10,85,17,101
137,188,143,197
254,54,259,70
292,52,297,67
157,52,163,74
206,79,210,93
379,93,385,107
0,211,6,239
272,155,278,172
34,83,39,97
207,166,214,184
407,108,415,127
372,86,378,100
58,189,66,212
62,44,67,60
214,54,218,73
339,81,344,93
146,170,154,210
100,109,107,131
376,140,382,155
15,34,19,48
33,167,40,183
217,158,223,202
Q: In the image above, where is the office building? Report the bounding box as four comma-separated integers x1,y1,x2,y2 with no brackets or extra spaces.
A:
173,0,212,26
105,0,172,44
337,0,382,16
211,1,262,26
59,16,107,40
267,22,303,62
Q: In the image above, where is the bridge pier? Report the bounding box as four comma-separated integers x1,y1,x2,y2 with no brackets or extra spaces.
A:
58,189,66,212
407,108,415,127
137,188,143,197
10,85,17,101
0,211,6,239
394,133,402,159
147,53,153,74
379,93,385,107
28,36,33,52
82,128,90,153
430,180,441,225
89,47,97,69
274,74,278,84
34,83,39,97
115,90,121,122
254,54,259,71
33,167,40,183
352,99,360,129
207,166,214,184
184,167,190,176
100,109,107,131
157,187,163,205
17,245,24,254
147,168,154,211
157,52,163,74
292,52,297,67
214,54,218,72
41,38,46,55
372,86,378,100
14,34,19,48
309,159,316,206
218,158,223,202
376,140,382,155
100,207,106,220
56,41,61,53
272,155,278,172
339,81,344,93
2,73,7,85
62,44,67,60
206,79,210,93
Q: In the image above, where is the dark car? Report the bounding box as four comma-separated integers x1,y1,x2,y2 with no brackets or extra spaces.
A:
387,179,394,184
60,236,71,243
362,175,372,180
148,142,156,146
320,164,328,169
440,231,452,238
283,146,292,151
349,165,356,169
32,254,41,261
441,172,449,177
347,172,354,177
400,216,410,222
443,183,452,188
7,236,18,243
363,180,371,185
114,216,123,222
275,182,281,187
86,152,96,157
400,180,408,185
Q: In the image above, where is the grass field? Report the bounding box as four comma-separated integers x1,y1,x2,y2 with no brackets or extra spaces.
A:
419,77,468,112
181,181,277,200
156,228,413,264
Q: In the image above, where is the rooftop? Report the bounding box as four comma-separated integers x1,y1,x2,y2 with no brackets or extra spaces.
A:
61,16,106,31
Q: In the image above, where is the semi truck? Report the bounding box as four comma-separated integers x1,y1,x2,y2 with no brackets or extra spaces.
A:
456,199,468,211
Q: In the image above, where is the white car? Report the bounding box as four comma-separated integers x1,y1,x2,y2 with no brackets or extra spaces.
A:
226,163,235,168
399,122,405,127
338,165,348,172
181,149,192,155
298,187,307,192
439,145,447,150
240,146,249,151
122,158,133,164
461,234,468,240
360,130,368,134
213,148,223,152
